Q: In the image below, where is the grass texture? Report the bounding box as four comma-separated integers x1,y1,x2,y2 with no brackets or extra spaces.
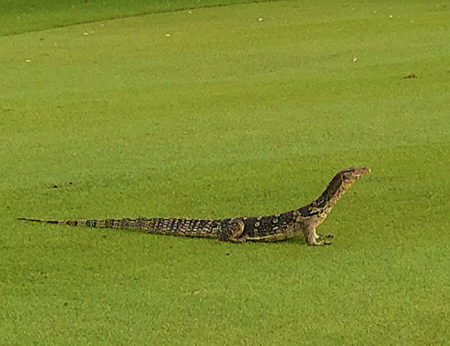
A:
1,0,449,344
0,0,274,36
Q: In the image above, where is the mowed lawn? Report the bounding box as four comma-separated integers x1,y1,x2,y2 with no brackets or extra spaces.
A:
1,0,449,344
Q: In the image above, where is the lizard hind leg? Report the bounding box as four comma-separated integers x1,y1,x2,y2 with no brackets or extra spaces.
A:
229,220,245,243
217,219,245,243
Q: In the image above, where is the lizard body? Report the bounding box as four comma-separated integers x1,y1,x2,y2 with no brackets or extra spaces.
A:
18,167,370,246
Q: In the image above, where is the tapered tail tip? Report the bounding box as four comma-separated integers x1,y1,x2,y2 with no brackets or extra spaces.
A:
18,218,40,222
17,218,58,224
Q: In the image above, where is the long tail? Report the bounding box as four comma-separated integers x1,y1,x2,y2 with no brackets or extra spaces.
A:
17,217,221,238
17,217,153,231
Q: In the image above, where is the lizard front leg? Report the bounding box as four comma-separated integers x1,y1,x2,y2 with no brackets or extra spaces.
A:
304,226,331,246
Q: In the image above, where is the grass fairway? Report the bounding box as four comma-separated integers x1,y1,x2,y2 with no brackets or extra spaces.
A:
0,0,273,35
1,0,449,344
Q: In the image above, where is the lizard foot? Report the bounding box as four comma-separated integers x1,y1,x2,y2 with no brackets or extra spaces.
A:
317,233,333,239
307,236,332,246
311,240,332,246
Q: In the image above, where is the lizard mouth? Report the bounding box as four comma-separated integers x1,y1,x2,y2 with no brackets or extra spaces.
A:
341,166,371,179
355,167,371,177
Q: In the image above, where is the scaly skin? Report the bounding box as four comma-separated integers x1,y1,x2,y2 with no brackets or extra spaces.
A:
18,167,370,246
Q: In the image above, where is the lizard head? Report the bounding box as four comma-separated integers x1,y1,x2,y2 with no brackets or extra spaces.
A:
339,167,370,185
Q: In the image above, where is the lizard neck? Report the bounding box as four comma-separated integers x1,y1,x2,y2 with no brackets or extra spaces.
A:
298,172,355,218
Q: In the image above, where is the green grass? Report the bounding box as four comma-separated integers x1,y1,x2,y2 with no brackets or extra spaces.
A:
1,0,450,344
0,0,274,36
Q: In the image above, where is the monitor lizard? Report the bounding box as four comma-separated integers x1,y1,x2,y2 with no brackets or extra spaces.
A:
18,167,370,246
